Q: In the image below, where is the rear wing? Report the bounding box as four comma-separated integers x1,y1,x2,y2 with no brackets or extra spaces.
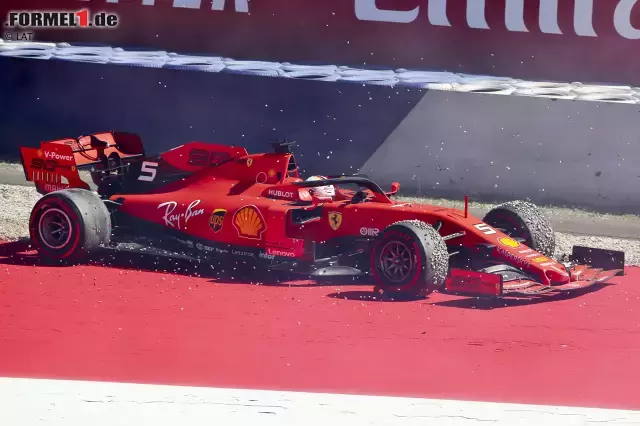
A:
19,131,146,195
20,142,90,194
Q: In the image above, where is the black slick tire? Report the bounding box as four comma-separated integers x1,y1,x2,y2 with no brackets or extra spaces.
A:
482,200,555,258
29,188,111,264
371,220,449,299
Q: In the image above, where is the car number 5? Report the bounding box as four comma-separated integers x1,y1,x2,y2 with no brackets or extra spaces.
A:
138,161,158,182
474,223,497,235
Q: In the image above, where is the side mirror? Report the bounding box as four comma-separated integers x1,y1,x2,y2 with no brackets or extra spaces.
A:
386,182,400,196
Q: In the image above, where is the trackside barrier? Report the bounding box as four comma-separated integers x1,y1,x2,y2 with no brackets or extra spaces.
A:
1,40,639,213
2,41,640,101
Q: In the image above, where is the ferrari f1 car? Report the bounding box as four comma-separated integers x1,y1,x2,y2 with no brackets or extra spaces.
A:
19,132,625,299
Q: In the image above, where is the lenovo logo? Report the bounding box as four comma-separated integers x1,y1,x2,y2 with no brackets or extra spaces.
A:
266,248,296,258
104,0,249,13
355,0,640,39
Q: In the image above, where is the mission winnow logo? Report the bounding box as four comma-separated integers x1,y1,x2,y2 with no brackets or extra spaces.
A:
5,9,118,29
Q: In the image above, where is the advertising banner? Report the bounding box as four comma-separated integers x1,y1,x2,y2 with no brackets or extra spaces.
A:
1,0,639,85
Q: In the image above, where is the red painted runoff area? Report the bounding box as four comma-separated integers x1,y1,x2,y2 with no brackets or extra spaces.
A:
1,241,639,410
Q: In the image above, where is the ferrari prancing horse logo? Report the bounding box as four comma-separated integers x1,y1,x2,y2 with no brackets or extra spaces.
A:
328,211,342,231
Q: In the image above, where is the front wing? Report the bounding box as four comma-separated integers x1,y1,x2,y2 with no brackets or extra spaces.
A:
444,246,625,298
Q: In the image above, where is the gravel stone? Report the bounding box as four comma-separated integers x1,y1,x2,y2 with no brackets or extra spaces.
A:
555,232,640,265
0,184,41,242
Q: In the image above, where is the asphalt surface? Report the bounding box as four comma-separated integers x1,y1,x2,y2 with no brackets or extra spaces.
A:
2,165,639,240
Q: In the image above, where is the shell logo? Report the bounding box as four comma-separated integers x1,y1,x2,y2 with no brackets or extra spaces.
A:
533,256,549,263
233,205,266,239
36,149,43,158
498,237,520,248
267,169,276,178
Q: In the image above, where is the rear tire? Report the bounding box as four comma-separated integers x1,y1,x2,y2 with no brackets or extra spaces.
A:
482,200,555,258
29,189,111,264
371,220,449,299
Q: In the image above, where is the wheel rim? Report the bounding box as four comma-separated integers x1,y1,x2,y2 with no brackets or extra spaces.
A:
379,241,414,283
38,208,72,249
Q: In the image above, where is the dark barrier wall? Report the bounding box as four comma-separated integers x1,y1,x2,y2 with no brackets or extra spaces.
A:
1,0,639,86
0,57,425,176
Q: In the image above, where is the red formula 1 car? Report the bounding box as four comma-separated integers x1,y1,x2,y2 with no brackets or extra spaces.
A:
19,132,625,299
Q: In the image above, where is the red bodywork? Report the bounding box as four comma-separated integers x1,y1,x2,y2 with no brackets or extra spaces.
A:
114,142,621,297
19,135,624,298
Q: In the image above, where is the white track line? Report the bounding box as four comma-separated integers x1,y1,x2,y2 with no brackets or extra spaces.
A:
0,377,638,425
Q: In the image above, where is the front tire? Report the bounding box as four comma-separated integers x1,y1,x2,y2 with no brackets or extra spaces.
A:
371,220,449,299
29,189,111,264
482,200,555,258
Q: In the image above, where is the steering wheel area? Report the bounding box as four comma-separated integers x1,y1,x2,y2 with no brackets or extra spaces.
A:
351,189,372,204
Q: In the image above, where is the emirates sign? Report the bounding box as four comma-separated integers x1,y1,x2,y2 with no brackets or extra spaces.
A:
101,0,640,39
2,0,639,84
355,0,640,39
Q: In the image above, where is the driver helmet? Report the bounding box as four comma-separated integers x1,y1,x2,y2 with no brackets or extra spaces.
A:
306,175,335,198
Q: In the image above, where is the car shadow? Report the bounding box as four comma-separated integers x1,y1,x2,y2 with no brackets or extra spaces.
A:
0,239,44,266
0,240,363,289
326,280,616,307
427,283,614,310
326,290,427,303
